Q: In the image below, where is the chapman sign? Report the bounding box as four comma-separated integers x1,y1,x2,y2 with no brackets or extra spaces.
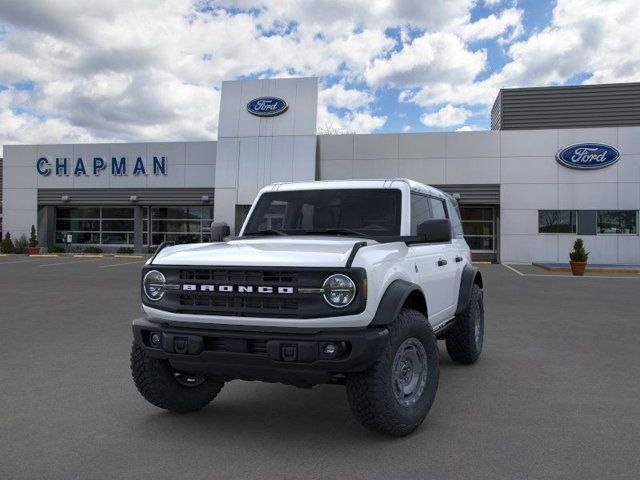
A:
36,156,167,177
556,143,620,170
246,97,288,117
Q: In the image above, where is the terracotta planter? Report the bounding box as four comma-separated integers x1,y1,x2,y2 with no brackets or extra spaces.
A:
28,246,41,255
570,260,587,276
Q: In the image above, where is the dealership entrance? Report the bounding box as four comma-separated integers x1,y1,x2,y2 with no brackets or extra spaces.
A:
460,206,498,262
437,184,499,263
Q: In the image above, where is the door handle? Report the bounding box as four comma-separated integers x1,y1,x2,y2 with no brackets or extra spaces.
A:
455,256,463,263
437,258,448,267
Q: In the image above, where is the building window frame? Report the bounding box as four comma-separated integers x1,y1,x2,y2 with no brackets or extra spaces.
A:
596,210,638,235
538,210,578,234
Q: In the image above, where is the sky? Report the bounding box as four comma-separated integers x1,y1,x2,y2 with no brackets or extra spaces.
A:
0,0,639,156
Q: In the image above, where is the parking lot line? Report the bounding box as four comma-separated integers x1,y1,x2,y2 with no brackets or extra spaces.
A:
99,260,146,268
502,263,524,276
39,258,106,267
0,257,53,265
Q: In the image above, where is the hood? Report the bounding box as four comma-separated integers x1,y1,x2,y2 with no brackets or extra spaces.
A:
152,236,372,268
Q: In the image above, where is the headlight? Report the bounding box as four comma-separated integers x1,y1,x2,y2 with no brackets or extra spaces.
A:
143,270,166,302
322,274,356,308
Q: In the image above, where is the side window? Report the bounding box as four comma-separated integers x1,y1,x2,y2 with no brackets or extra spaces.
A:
429,197,447,220
410,193,432,234
446,197,464,238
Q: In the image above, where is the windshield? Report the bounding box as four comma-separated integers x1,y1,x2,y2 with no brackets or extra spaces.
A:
243,189,402,237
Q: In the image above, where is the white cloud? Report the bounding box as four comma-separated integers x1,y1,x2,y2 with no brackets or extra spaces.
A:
420,105,472,127
366,32,486,88
403,0,640,112
455,124,483,131
458,8,523,41
402,125,412,132
319,83,373,110
317,82,384,133
0,0,639,150
317,106,386,134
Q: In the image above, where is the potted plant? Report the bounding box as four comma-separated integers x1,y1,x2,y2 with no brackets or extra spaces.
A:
28,225,40,255
569,238,589,276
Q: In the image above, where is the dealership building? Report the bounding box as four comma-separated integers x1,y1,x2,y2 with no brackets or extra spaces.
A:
1,78,639,263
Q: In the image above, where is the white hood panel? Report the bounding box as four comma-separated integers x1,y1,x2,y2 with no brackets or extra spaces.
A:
152,236,370,268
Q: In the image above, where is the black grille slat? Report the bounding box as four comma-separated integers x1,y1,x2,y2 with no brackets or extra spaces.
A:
179,294,299,311
179,269,298,284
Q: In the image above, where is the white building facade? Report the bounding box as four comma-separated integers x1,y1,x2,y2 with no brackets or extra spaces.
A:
2,77,639,264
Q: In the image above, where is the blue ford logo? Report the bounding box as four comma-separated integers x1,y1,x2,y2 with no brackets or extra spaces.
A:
556,143,620,170
247,97,288,117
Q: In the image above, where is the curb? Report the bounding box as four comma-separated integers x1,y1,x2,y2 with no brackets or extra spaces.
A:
114,255,145,259
72,254,104,258
533,263,640,275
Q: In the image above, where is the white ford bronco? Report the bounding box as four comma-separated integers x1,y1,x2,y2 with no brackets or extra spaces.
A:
131,179,484,436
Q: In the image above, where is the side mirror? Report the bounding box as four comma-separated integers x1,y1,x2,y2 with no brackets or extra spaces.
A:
416,219,452,243
210,222,231,242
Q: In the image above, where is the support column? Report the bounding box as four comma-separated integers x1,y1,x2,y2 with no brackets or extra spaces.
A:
37,206,56,248
133,206,144,253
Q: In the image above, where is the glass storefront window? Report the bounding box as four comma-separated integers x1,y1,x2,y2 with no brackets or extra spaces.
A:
538,210,577,233
597,211,638,234
150,206,214,245
55,206,137,245
54,205,214,246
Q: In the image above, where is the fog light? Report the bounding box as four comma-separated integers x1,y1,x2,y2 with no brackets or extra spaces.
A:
322,343,339,359
150,332,162,347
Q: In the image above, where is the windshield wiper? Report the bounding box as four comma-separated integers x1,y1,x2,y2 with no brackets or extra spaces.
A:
243,229,287,236
304,228,371,238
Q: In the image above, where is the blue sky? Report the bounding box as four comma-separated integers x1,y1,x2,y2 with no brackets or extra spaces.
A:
0,0,639,152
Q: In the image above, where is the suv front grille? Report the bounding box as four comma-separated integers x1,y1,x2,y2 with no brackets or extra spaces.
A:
143,266,366,319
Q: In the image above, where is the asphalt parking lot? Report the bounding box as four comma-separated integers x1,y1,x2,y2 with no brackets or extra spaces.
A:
1,256,639,480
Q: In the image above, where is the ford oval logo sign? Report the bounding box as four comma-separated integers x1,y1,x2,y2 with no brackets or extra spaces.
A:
247,97,288,117
556,143,620,170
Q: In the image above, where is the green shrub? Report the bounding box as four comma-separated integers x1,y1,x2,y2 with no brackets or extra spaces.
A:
1,233,15,253
48,244,66,254
83,245,103,254
29,225,38,248
116,247,135,254
148,246,158,254
14,235,29,254
569,238,589,262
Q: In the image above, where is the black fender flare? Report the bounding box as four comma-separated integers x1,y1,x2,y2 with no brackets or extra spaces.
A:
455,264,483,316
370,279,427,326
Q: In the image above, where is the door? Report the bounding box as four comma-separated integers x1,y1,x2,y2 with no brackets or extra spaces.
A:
459,206,497,262
408,194,459,324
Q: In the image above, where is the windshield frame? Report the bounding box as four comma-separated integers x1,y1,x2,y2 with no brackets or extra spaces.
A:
241,188,404,239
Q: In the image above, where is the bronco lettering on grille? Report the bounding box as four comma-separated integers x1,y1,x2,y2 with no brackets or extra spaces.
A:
181,284,294,294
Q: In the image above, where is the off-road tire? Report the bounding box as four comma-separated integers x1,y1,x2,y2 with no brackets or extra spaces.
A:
445,283,484,364
131,341,224,413
345,309,439,436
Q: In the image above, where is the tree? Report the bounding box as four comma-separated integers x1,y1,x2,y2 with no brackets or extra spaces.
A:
29,225,38,248
1,232,15,253
317,123,355,135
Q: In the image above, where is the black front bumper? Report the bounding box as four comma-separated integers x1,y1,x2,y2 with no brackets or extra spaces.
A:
132,318,389,387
